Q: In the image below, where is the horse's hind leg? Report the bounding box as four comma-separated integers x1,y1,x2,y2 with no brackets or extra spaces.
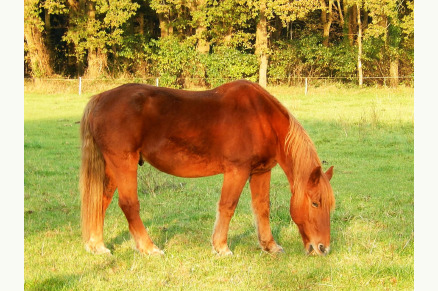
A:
102,164,118,213
250,171,284,254
212,168,249,255
108,154,163,255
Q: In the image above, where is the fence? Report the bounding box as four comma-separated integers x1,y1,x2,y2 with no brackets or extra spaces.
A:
24,75,414,95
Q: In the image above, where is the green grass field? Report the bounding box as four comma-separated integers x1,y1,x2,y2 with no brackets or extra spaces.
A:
24,84,414,290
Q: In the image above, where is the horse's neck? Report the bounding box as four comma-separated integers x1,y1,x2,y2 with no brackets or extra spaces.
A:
277,116,321,192
282,156,320,193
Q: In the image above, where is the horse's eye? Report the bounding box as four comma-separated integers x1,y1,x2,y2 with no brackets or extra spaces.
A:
312,202,319,208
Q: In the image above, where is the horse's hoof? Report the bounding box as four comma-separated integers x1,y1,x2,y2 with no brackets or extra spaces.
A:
139,244,164,256
213,246,233,256
85,243,111,255
147,248,165,256
269,244,285,254
262,243,284,255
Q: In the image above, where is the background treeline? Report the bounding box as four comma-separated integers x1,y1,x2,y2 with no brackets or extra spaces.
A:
24,0,414,88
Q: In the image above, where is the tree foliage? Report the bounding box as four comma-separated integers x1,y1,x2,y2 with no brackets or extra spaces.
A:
24,0,414,87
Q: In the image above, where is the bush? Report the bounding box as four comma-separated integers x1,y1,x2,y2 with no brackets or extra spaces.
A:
114,34,152,77
268,36,357,84
149,37,204,88
268,41,302,85
202,46,258,88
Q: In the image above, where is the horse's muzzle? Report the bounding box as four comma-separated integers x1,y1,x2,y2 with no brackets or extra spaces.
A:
307,243,330,256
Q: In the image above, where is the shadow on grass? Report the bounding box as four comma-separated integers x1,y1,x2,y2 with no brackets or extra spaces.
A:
106,230,132,252
25,274,81,291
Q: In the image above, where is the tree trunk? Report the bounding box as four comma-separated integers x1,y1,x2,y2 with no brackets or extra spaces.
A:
348,5,357,46
337,0,344,25
357,4,363,87
24,23,53,78
196,26,210,53
287,21,293,40
223,27,233,44
340,1,352,48
256,0,268,88
271,16,282,41
85,1,107,78
259,54,268,88
381,12,399,88
320,0,333,47
158,13,170,38
87,48,108,78
66,0,84,75
191,0,210,53
44,9,51,31
138,11,144,35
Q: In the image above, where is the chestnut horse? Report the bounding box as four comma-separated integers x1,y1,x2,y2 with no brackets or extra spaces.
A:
80,80,334,256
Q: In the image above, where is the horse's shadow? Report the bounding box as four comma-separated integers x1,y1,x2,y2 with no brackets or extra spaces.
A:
105,219,209,253
106,230,132,252
105,218,262,254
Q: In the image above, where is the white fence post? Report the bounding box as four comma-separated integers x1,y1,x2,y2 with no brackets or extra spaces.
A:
156,78,159,87
79,77,82,95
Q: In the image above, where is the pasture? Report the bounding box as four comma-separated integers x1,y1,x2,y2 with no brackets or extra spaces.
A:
24,84,413,289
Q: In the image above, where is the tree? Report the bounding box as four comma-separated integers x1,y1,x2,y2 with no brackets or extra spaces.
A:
250,0,319,87
63,0,139,78
343,0,366,86
149,0,175,38
22,0,414,84
207,0,255,48
150,0,212,53
320,0,334,47
24,0,59,77
364,0,411,87
189,0,210,53
255,0,268,87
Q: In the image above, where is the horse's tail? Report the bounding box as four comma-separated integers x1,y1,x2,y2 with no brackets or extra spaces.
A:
79,95,105,242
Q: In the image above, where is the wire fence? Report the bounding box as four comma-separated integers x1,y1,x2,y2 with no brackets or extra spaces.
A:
24,75,414,95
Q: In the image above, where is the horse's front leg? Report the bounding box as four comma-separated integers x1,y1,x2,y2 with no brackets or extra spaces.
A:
212,168,250,255
250,170,284,254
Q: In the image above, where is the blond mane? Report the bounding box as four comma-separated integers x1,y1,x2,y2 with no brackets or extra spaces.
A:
284,114,335,212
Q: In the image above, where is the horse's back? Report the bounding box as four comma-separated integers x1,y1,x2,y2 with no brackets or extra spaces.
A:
90,80,279,117
87,81,288,177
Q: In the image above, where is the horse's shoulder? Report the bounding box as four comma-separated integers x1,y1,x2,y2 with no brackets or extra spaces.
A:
218,80,282,111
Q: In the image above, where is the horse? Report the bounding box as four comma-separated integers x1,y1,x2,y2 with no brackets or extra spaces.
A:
79,80,335,256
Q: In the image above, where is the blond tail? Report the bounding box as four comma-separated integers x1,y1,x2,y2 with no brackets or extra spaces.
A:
79,95,105,242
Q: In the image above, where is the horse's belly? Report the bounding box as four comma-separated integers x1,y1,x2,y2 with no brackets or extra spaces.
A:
142,145,224,178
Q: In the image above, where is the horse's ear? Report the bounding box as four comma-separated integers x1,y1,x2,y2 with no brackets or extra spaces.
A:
308,166,322,187
325,166,334,181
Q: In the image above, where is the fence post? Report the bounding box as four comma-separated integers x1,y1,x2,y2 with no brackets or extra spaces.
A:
156,78,159,87
79,77,82,95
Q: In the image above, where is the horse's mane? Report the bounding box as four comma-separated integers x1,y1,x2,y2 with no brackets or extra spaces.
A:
285,114,321,180
285,114,335,212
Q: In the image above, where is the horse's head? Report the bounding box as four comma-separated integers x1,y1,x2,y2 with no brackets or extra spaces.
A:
290,166,334,256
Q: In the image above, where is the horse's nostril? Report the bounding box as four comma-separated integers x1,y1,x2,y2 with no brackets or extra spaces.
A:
318,244,326,253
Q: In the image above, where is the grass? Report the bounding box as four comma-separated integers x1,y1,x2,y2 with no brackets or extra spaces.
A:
24,84,414,290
